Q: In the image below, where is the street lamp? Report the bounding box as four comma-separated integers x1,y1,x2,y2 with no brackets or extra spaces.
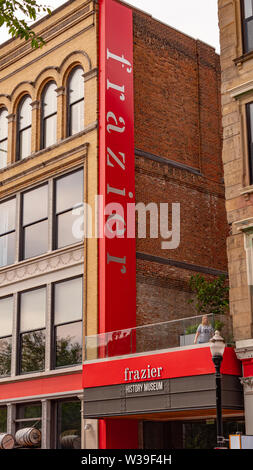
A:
210,330,226,448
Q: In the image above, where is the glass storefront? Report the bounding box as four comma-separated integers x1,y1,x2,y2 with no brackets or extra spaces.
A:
0,407,7,433
143,419,245,449
51,399,81,449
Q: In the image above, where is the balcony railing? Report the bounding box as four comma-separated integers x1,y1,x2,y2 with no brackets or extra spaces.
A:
85,313,233,361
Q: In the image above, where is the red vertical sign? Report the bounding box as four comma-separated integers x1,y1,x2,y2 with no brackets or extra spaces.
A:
99,0,136,335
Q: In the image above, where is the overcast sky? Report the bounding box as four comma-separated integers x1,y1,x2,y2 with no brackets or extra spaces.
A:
0,0,220,52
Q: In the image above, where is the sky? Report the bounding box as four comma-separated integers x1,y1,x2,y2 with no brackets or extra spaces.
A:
0,0,220,52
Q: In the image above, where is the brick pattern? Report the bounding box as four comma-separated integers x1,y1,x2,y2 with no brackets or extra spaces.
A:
133,9,228,328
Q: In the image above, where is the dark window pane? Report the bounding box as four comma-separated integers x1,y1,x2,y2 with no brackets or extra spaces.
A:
0,232,15,267
55,322,82,368
0,337,11,377
55,278,83,325
0,198,16,234
0,296,13,337
17,403,42,420
20,287,46,333
244,0,253,18
0,407,7,433
44,114,57,147
57,401,81,449
57,211,82,248
70,100,84,135
246,19,253,52
56,170,83,213
16,404,42,447
249,103,253,143
19,127,31,160
23,185,48,226
24,220,48,259
20,330,45,373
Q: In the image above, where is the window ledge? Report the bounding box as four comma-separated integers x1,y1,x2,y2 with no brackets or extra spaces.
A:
240,185,253,195
0,241,84,275
0,364,83,386
234,50,253,67
0,121,97,177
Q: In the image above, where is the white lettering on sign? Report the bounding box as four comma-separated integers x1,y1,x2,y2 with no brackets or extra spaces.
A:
107,48,133,74
125,381,164,394
124,365,163,382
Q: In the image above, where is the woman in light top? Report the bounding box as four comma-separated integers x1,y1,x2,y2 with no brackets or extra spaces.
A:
194,315,214,344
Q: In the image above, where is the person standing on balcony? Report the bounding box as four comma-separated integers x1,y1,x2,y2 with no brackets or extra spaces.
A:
194,315,214,344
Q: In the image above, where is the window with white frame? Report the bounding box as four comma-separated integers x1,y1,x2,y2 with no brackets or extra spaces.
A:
17,95,32,160
0,108,8,169
0,296,13,377
41,81,57,149
0,198,16,268
67,66,84,136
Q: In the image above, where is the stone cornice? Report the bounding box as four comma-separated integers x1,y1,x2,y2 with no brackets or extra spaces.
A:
227,79,253,99
234,217,253,233
0,244,84,288
0,1,94,73
236,338,253,360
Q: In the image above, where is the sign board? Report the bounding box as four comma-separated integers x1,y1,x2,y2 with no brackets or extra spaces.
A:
229,435,241,449
99,0,136,337
125,381,164,394
241,435,253,449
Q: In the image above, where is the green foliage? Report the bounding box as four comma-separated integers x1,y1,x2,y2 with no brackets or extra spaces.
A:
214,320,224,332
188,274,229,316
0,0,52,48
185,324,198,335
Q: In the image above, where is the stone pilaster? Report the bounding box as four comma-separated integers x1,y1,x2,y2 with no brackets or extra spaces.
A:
236,339,253,434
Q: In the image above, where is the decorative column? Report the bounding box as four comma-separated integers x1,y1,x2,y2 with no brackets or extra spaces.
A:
7,113,15,165
41,399,51,449
7,403,16,437
31,100,40,153
56,86,65,141
236,339,253,435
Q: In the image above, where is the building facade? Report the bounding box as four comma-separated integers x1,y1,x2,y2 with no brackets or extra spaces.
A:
218,0,253,435
0,0,243,449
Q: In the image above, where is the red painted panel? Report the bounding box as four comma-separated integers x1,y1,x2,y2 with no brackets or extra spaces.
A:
0,373,83,401
99,0,136,336
99,419,139,450
98,0,137,449
83,347,242,389
242,358,253,377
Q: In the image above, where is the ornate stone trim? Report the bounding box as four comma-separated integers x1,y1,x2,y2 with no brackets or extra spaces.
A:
240,376,253,390
0,244,84,288
228,79,253,99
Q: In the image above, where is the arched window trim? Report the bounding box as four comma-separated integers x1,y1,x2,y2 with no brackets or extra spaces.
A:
16,95,32,161
67,66,84,137
41,81,57,150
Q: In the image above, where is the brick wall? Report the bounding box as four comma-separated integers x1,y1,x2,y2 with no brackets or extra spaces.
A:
132,9,228,327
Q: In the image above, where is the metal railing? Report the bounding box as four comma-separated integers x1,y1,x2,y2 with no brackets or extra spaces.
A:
85,313,233,361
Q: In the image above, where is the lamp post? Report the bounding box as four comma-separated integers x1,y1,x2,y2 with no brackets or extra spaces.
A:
210,330,226,448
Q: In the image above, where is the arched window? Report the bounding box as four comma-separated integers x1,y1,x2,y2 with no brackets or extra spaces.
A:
41,81,57,149
0,108,8,169
67,67,84,136
17,95,32,160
